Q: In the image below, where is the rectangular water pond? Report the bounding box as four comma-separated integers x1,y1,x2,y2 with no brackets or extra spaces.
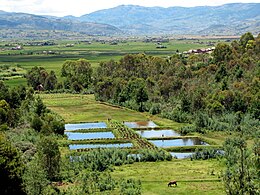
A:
150,138,208,148
69,143,133,150
136,129,180,138
124,121,157,128
65,122,107,131
65,132,115,140
170,152,194,159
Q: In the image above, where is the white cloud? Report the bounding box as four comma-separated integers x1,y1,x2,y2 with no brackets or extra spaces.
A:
0,0,259,16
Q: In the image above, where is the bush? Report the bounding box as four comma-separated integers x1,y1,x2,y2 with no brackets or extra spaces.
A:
192,148,224,160
180,125,196,135
149,103,161,115
161,109,191,123
120,179,141,195
0,124,9,131
31,116,43,132
139,149,172,162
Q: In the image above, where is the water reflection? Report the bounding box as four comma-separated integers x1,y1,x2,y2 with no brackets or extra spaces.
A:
124,121,157,128
136,129,180,138
150,138,208,147
65,122,107,131
65,132,115,140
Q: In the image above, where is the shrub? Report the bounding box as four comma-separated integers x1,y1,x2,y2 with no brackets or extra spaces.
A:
192,148,224,160
120,179,141,195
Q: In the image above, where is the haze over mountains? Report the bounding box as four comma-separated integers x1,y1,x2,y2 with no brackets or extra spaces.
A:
0,3,259,36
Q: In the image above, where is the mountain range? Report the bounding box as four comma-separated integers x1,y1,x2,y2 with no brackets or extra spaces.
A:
0,11,121,36
0,3,259,36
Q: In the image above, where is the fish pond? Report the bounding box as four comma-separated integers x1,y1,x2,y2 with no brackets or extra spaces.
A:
136,129,181,138
65,122,107,131
69,143,133,150
150,138,209,148
124,121,157,128
65,131,115,140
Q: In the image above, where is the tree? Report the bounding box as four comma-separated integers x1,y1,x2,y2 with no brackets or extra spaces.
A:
26,67,48,90
0,100,10,125
223,137,259,195
34,96,46,116
213,43,233,63
0,133,25,194
44,71,57,91
61,59,93,91
26,67,58,91
8,88,21,109
37,136,60,181
23,155,49,195
31,116,43,132
215,64,228,82
42,113,65,135
0,81,9,101
240,32,255,49
135,84,148,112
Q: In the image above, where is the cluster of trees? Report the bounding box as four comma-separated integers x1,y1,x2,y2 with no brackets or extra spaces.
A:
1,123,63,195
93,33,260,132
0,80,65,135
0,82,28,128
26,59,93,93
61,59,92,92
223,136,259,194
27,67,57,91
0,81,65,194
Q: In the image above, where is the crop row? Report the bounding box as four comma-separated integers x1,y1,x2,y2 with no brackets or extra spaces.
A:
109,120,157,149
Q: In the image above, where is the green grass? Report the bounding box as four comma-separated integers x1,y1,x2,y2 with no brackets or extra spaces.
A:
110,159,224,195
40,93,148,123
4,77,27,86
150,115,188,129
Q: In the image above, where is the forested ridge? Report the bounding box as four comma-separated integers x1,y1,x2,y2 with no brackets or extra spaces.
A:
93,33,260,134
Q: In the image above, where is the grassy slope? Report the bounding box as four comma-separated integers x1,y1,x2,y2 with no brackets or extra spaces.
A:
111,159,224,195
40,93,148,123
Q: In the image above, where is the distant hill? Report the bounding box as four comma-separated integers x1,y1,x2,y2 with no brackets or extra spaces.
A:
0,12,121,36
0,3,259,37
77,3,260,35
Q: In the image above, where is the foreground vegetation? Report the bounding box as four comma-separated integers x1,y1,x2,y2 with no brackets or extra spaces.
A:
111,159,224,195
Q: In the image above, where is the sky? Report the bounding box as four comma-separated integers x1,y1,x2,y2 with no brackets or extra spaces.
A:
1,0,260,17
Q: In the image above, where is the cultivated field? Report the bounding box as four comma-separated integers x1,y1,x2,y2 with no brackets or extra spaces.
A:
40,93,148,123
1,39,216,86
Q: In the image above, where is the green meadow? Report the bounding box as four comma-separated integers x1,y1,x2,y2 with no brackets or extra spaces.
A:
111,159,224,195
40,93,148,123
40,93,189,129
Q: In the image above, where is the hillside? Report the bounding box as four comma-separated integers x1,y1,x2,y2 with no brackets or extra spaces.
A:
0,12,121,36
78,3,260,35
0,3,259,37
